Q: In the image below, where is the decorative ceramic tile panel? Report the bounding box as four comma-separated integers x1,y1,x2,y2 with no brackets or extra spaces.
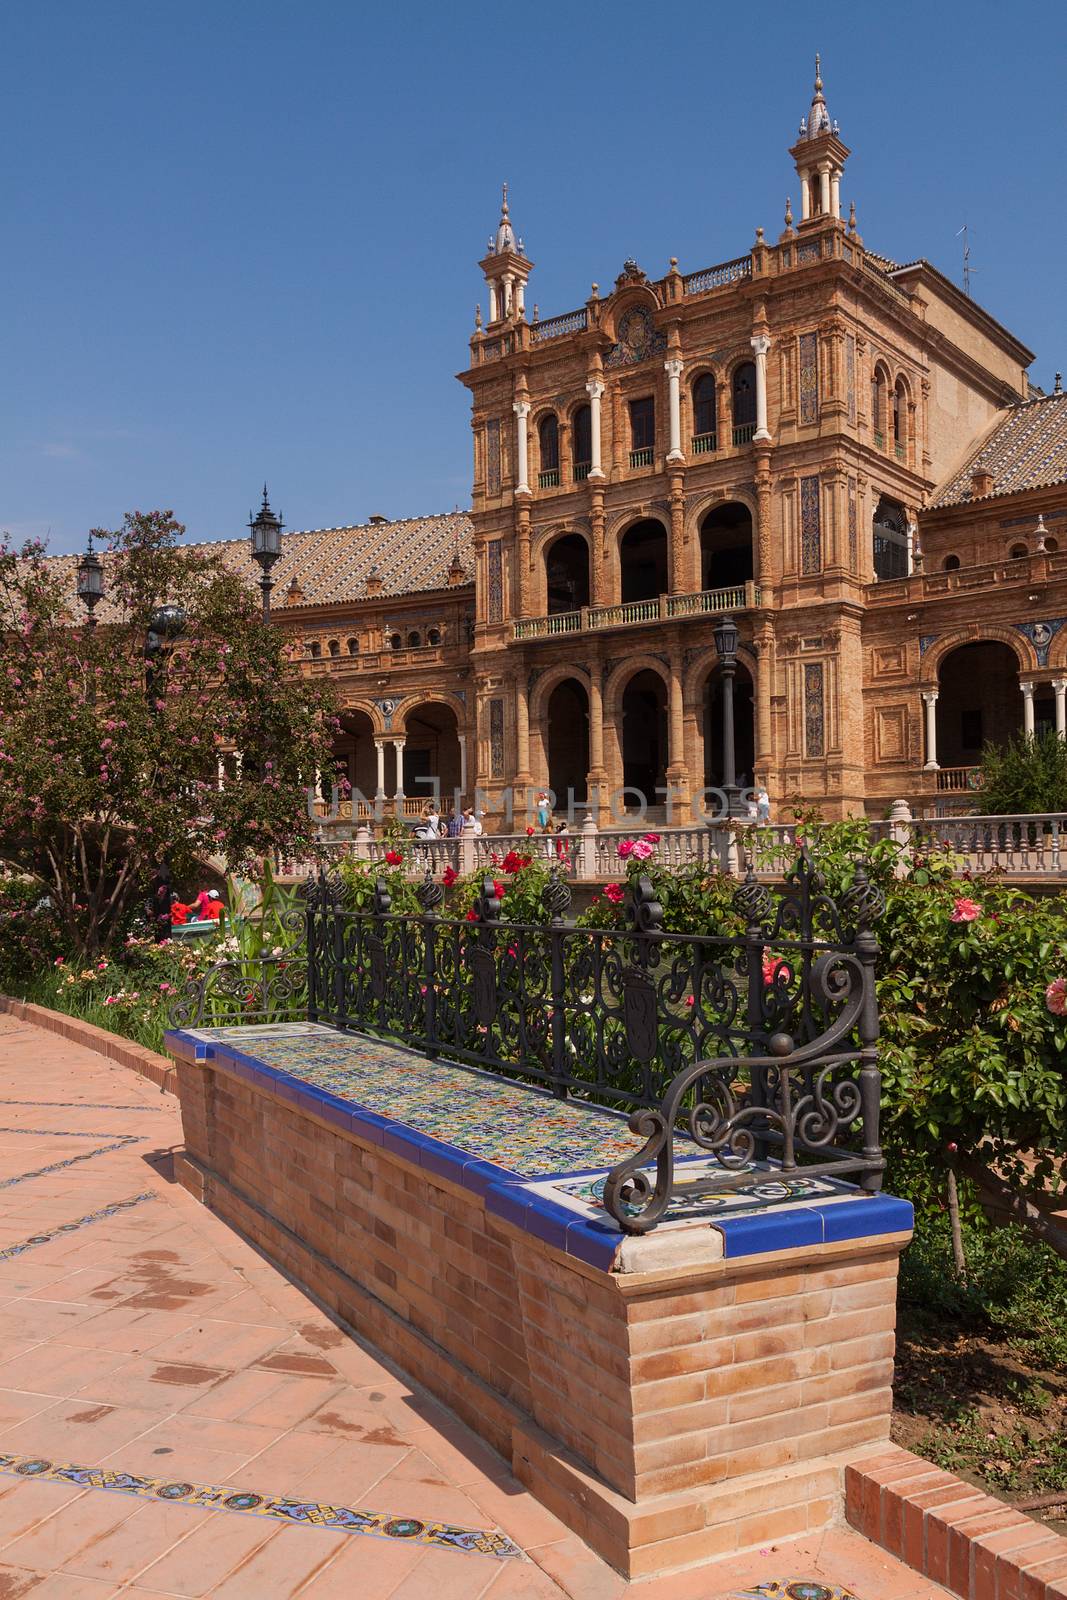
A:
804,662,826,758
800,475,822,574
603,306,667,369
487,540,503,623
489,698,505,778
485,418,501,496
0,1454,523,1560
533,1160,847,1226
799,333,819,425
797,240,820,263
846,333,856,425
1013,617,1066,667
848,476,858,572
0,1193,155,1262
740,1582,860,1600
217,1029,653,1177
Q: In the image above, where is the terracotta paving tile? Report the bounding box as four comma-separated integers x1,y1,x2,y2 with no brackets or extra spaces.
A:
145,1320,290,1371
289,1533,427,1598
0,1397,162,1459
286,1435,414,1502
524,1534,627,1600
0,1480,88,1550
234,1429,353,1489
0,1486,141,1572
59,1499,206,1584
0,1343,130,1399
133,1511,278,1597
207,1526,350,1599
0,1389,67,1431
225,1376,348,1431
181,1370,292,1422
0,1571,120,1599
366,1447,500,1527
383,1544,511,1599
67,1355,228,1413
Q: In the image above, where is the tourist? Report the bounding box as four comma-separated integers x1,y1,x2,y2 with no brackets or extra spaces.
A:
535,790,551,832
201,890,223,921
463,806,483,836
446,805,463,838
149,863,172,942
756,784,771,824
169,895,191,927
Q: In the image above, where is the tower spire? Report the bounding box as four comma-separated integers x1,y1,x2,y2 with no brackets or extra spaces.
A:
479,182,533,325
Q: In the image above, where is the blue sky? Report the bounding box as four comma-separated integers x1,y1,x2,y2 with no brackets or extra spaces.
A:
1,0,1064,555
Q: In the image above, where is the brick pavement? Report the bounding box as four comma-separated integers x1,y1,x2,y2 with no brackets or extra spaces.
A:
0,1013,959,1599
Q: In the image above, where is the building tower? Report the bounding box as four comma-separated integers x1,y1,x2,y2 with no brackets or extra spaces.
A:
789,55,851,224
479,185,533,325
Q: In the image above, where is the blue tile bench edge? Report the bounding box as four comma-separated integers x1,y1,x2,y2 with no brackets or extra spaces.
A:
164,1027,913,1270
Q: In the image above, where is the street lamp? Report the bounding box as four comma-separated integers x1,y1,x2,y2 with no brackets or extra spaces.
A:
75,536,105,627
712,613,744,819
249,485,284,622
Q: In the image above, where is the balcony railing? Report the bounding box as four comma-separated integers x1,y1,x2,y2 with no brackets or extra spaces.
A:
573,462,591,482
512,583,761,642
513,609,584,640
874,430,885,449
692,431,718,455
895,444,905,462
682,256,752,295
530,307,589,342
629,447,654,468
934,766,984,794
732,423,756,446
538,468,560,489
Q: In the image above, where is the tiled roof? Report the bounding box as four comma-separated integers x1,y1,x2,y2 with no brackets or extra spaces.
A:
930,393,1067,508
44,512,474,623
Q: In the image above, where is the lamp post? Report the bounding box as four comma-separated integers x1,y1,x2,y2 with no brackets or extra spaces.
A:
145,605,187,941
249,486,284,622
712,613,744,819
75,536,105,627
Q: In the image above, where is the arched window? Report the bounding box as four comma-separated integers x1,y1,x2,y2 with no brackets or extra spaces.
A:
1044,537,1059,554
328,639,340,658
308,641,321,659
732,362,756,444
389,632,401,650
1010,543,1028,559
943,555,961,572
692,374,717,452
572,405,592,480
893,379,907,456
809,174,821,217
427,627,441,646
407,630,421,648
871,367,888,446
628,397,655,466
538,414,560,487
346,637,359,655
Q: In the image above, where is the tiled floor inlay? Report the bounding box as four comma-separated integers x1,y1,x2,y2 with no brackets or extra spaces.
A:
0,1128,140,1189
0,1191,156,1261
0,1098,170,1112
207,1027,656,1177
740,1583,861,1600
0,1452,525,1561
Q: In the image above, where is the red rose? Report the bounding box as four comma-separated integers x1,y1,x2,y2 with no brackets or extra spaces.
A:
442,866,457,887
384,849,403,866
465,908,478,921
493,879,506,898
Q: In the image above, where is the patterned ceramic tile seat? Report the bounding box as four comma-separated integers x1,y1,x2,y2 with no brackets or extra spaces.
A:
166,1021,911,1270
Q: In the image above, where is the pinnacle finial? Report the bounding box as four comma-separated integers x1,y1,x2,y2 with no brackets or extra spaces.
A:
848,199,857,233
501,181,509,219
814,51,822,91
785,196,794,228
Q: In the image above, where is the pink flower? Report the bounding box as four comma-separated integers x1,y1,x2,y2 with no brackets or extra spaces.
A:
685,995,695,1007
603,883,625,904
629,839,654,860
1046,977,1067,1016
762,955,780,986
643,832,661,844
950,897,982,923
53,956,64,966
617,840,634,859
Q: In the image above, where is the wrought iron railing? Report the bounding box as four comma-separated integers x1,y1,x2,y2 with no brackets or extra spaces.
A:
175,851,885,1233
682,256,752,295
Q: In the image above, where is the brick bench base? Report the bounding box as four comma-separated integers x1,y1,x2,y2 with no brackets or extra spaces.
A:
170,1027,918,1579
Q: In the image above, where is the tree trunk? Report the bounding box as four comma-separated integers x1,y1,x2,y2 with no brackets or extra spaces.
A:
946,1168,967,1282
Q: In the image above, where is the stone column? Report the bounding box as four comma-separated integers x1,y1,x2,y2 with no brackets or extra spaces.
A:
392,739,406,800
921,691,939,770
799,173,811,221
819,163,831,216
665,358,684,463
1052,679,1067,738
830,167,841,219
751,334,772,443
374,738,386,799
667,662,689,794
755,619,774,775
457,732,467,796
516,502,531,617
586,379,605,479
513,400,531,495
587,664,606,818
590,483,607,605
754,449,773,584
1021,682,1036,737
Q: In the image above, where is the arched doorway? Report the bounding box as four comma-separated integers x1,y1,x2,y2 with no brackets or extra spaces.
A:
620,519,668,603
545,534,590,614
936,642,1021,767
401,703,463,804
332,709,377,805
703,665,755,791
700,503,754,590
546,678,589,805
621,669,668,799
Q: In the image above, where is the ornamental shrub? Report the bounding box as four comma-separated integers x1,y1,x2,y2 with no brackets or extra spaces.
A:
979,730,1067,815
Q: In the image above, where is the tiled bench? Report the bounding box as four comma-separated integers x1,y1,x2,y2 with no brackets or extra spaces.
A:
166,1020,914,1579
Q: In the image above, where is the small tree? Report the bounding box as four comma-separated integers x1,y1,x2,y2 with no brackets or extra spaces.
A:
979,730,1067,815
0,512,337,960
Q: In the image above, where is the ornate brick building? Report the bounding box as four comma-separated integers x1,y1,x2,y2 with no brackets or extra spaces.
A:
50,60,1067,824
